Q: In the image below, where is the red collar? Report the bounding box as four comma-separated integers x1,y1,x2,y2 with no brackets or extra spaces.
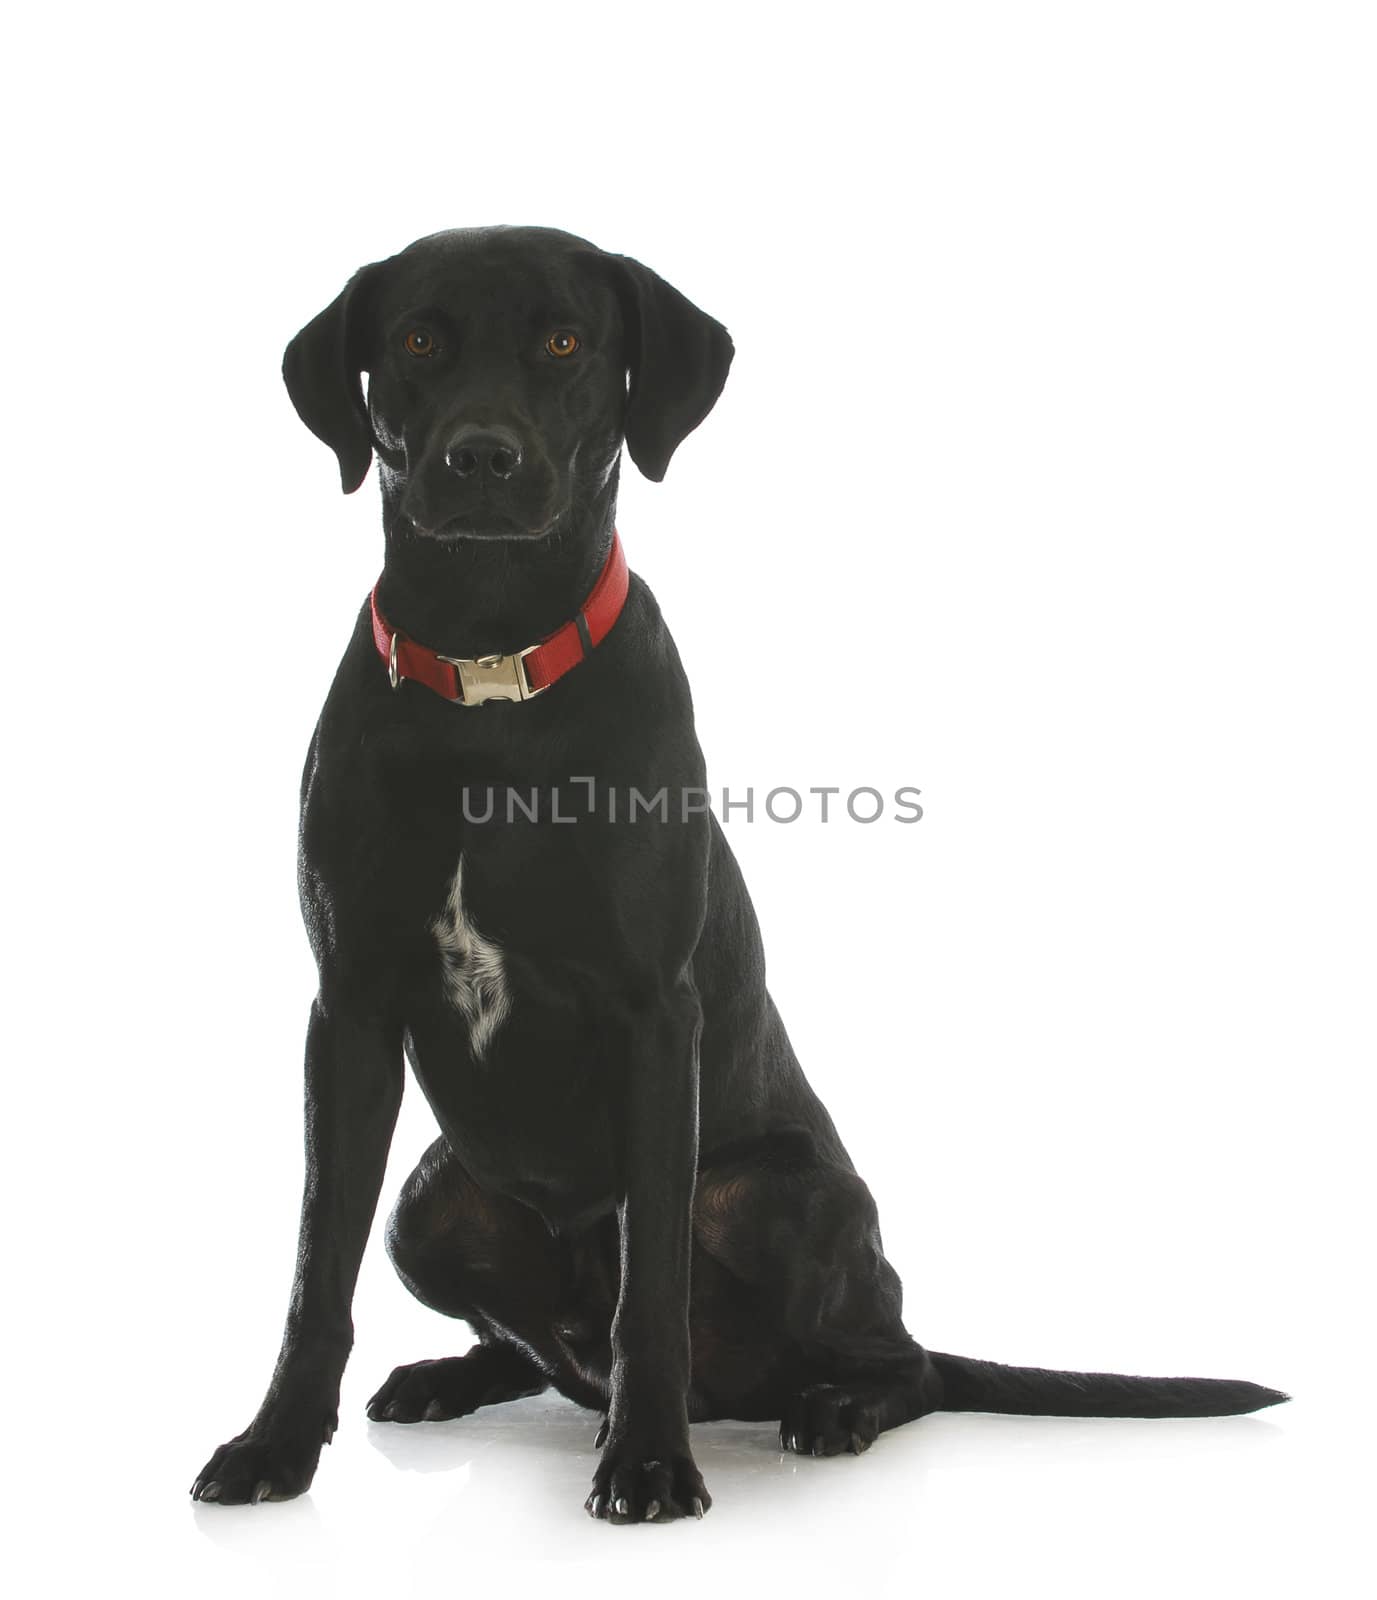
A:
370,531,629,706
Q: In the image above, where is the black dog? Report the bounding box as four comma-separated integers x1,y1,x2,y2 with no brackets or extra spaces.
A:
191,226,1285,1523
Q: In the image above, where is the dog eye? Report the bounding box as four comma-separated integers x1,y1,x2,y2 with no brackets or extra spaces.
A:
545,331,579,359
403,328,436,358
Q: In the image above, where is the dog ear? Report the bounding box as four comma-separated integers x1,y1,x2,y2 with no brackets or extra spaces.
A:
282,264,382,494
601,255,734,483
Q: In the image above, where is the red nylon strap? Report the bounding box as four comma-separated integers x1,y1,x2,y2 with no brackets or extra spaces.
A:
369,530,629,704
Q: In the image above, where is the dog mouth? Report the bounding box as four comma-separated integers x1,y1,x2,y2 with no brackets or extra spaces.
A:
412,508,567,543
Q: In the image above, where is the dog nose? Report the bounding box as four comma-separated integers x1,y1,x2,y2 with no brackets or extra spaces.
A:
444,426,524,481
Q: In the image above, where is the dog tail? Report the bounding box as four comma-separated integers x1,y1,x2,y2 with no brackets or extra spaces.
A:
926,1350,1289,1418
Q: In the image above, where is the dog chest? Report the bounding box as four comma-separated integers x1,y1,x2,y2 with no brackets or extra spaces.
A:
429,852,511,1060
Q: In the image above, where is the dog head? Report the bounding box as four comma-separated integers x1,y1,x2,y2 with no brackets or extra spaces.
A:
283,226,733,542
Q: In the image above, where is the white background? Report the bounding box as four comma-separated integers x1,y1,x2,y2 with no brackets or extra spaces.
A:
3,2,1373,1594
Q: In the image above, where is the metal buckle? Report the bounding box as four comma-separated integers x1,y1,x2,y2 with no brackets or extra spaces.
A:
437,645,546,706
388,632,400,690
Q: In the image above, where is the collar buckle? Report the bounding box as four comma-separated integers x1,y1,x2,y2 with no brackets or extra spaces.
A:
438,645,546,706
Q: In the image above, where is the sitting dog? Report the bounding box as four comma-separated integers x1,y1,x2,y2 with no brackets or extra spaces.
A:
190,226,1286,1523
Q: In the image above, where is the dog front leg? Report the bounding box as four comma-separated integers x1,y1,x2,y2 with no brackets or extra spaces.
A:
586,983,708,1523
192,994,402,1504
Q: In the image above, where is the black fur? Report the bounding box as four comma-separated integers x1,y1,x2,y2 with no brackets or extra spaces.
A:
190,225,1286,1523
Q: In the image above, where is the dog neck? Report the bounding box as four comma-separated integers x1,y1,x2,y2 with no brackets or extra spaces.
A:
373,474,620,658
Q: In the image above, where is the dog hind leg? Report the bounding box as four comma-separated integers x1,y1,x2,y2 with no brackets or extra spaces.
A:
689,1133,942,1450
371,1137,609,1417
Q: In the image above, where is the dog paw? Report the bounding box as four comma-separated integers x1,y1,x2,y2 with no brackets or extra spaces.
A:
779,1384,882,1457
368,1357,478,1422
190,1418,330,1505
584,1440,710,1523
366,1353,542,1423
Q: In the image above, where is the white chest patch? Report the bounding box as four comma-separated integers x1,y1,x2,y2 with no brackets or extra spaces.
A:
430,855,511,1060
